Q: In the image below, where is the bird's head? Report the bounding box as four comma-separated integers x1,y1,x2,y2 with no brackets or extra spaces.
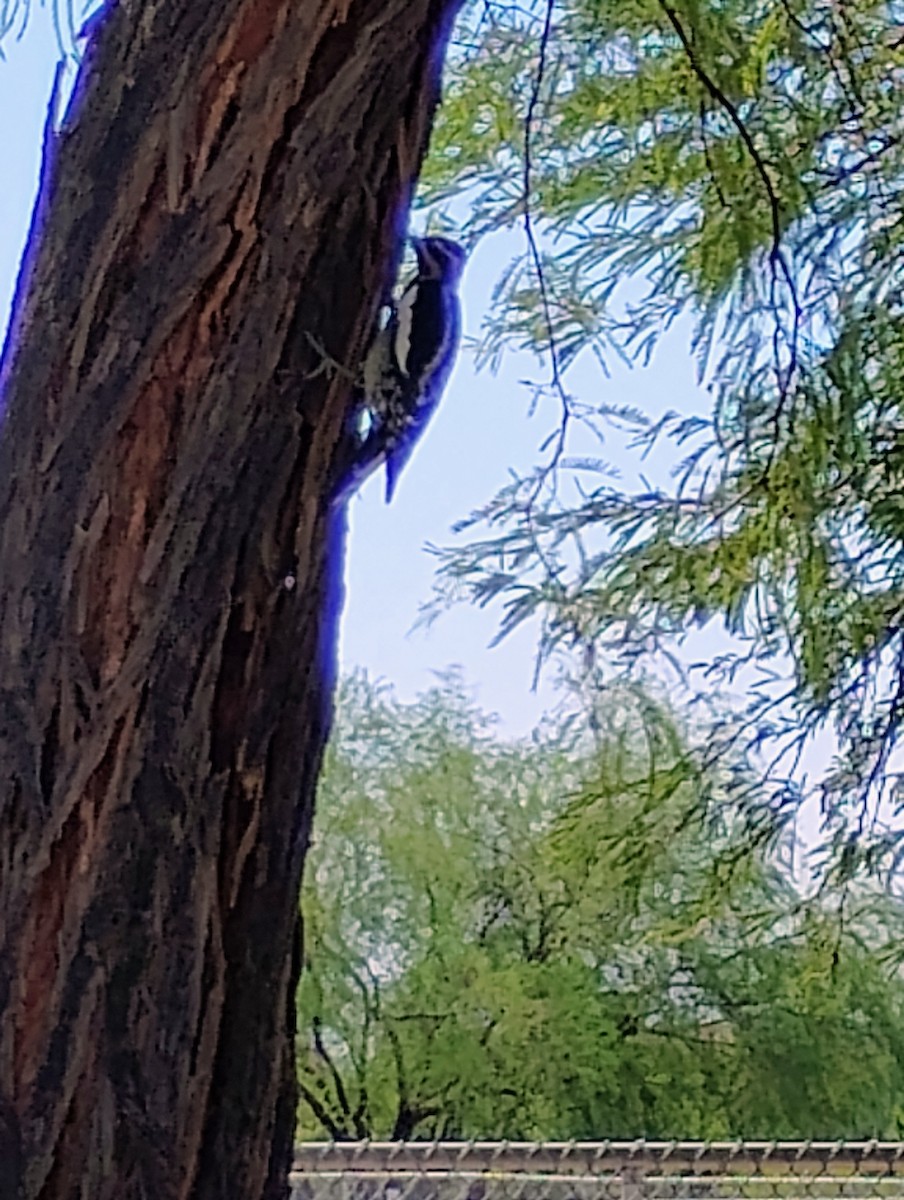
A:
411,235,467,285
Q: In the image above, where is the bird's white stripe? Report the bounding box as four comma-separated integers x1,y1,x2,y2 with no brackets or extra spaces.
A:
393,284,417,377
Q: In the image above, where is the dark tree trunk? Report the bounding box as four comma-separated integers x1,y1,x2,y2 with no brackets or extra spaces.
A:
0,0,462,1195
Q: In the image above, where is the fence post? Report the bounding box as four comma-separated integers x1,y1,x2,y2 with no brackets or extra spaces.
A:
620,1164,645,1200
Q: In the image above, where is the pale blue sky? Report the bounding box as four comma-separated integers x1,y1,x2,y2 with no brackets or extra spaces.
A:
0,19,707,735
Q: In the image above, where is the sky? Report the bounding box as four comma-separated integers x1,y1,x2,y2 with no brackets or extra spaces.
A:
0,16,707,738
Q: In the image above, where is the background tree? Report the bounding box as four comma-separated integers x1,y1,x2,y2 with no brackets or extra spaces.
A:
422,0,904,887
0,1,462,1195
300,673,904,1140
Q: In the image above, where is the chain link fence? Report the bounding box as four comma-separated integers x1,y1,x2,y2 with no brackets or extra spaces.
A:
291,1142,904,1200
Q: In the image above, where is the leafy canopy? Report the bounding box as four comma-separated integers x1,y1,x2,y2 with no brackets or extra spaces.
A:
299,673,904,1141
422,0,904,883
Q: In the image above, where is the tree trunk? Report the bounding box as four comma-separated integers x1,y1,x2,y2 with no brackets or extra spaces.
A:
0,1,462,1195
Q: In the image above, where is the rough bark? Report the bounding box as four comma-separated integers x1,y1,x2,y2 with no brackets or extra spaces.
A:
0,0,462,1196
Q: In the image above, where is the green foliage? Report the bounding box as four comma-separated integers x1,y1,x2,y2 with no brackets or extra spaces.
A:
298,674,904,1141
422,0,904,880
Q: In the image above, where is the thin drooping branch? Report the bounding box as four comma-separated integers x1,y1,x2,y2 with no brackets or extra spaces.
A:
521,0,574,484
657,0,802,414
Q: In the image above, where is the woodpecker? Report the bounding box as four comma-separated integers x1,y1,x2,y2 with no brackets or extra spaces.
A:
352,235,467,502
